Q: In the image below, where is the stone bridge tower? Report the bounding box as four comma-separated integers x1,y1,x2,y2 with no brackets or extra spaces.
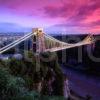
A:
32,28,45,53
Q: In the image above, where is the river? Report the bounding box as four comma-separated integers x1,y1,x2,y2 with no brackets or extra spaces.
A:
62,65,100,100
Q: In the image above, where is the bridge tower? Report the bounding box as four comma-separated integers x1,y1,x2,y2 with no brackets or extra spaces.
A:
32,28,45,72
32,28,45,53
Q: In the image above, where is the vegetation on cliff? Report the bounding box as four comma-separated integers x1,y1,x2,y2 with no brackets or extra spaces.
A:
0,52,66,100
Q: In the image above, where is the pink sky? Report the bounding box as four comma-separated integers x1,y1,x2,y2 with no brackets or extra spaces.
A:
0,0,100,34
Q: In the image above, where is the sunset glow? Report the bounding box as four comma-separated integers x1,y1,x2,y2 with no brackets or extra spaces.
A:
0,0,100,34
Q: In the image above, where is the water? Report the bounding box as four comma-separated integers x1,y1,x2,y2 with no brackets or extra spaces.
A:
62,65,100,100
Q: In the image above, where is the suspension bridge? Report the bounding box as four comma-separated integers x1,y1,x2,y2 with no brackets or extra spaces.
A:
0,28,95,54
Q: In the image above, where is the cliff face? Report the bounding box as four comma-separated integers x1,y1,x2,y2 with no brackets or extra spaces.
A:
32,52,65,96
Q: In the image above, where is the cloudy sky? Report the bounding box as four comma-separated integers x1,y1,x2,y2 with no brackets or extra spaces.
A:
0,0,100,34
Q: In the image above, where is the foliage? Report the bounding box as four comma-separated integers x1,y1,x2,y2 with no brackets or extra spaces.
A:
40,95,65,100
0,68,9,91
0,52,65,100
